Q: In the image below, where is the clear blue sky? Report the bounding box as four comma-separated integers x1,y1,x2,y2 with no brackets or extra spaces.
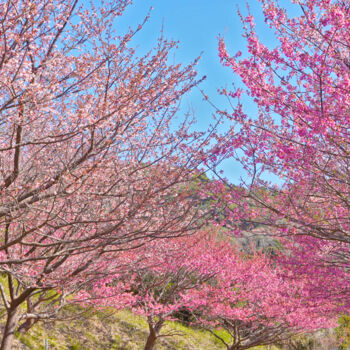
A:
112,0,300,183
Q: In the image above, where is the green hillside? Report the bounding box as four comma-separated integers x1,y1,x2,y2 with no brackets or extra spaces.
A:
6,306,279,350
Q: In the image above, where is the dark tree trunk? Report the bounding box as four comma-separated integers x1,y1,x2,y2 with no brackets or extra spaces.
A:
144,330,157,350
0,285,35,350
144,318,164,350
18,318,37,334
0,306,19,350
229,342,244,350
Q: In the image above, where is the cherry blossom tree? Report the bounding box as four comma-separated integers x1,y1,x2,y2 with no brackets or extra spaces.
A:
212,0,350,305
81,231,337,350
0,1,214,348
182,241,336,350
78,232,218,350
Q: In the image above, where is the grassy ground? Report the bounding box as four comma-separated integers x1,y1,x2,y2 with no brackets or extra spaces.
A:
8,306,280,350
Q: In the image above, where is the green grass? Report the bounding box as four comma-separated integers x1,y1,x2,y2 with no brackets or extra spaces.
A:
9,307,220,349
6,305,285,350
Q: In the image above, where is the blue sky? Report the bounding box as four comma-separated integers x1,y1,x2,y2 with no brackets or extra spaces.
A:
117,0,265,112
113,1,300,183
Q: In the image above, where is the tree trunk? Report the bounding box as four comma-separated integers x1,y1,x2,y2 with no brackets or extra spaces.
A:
228,343,243,350
144,330,157,350
18,318,37,334
144,318,164,350
0,306,19,350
